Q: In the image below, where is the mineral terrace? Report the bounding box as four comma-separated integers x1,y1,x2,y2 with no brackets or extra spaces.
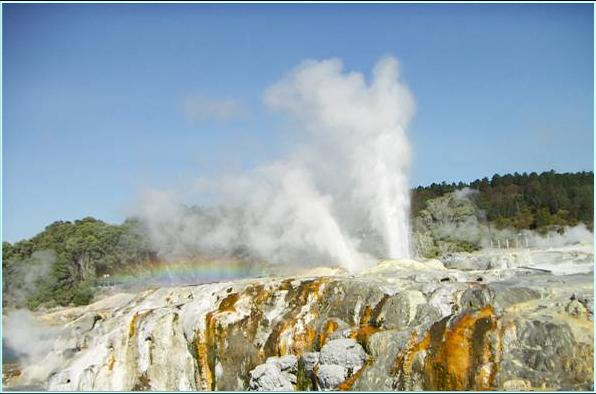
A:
3,244,594,391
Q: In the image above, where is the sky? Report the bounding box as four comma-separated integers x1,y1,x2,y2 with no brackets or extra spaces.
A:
2,3,594,242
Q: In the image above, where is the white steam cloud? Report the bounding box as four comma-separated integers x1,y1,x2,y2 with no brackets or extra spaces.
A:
488,223,594,249
3,310,62,384
3,250,55,307
136,56,415,272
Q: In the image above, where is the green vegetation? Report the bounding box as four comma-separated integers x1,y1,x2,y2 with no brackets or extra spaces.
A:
2,217,155,309
412,190,485,258
412,170,593,232
2,170,592,309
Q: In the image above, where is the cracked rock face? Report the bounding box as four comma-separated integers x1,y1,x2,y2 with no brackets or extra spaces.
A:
3,245,593,391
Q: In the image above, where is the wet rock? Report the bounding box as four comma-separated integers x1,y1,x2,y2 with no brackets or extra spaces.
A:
569,293,594,320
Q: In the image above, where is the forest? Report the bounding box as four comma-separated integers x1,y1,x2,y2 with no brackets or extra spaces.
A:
412,170,593,231
3,170,593,310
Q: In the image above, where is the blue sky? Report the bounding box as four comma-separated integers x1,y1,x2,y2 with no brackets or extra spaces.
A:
2,3,594,242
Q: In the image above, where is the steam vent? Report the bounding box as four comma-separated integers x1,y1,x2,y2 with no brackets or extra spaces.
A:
3,246,594,391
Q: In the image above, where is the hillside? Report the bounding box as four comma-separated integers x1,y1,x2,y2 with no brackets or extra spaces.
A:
2,170,593,310
412,170,593,231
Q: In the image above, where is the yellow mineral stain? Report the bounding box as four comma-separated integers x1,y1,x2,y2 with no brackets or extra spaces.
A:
128,313,139,338
266,278,327,357
194,335,213,390
392,329,432,380
218,292,240,313
393,306,498,391
319,320,339,348
425,305,495,390
107,353,115,371
292,326,318,355
350,305,382,346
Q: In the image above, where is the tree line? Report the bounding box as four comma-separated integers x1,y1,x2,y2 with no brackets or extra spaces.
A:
3,170,593,310
2,217,155,309
412,170,593,232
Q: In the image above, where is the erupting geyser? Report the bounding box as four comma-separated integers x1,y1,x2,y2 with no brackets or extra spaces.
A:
139,56,415,272
266,55,415,262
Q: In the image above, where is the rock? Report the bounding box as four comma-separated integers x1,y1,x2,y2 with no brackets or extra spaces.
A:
266,355,298,374
301,352,319,374
314,339,368,390
378,291,426,329
328,328,353,341
5,244,593,392
566,299,589,319
248,362,294,391
319,339,367,371
502,379,532,391
569,293,594,320
318,279,386,326
459,285,495,311
353,329,412,390
494,317,592,390
69,313,102,334
283,371,297,385
411,191,485,258
491,285,541,310
316,364,347,390
427,284,463,317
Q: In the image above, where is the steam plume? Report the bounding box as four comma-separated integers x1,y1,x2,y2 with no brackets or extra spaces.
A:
3,310,62,384
136,56,415,272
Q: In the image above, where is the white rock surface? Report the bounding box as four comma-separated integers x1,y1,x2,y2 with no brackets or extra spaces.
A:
2,245,593,392
319,338,366,371
248,362,295,391
316,364,348,390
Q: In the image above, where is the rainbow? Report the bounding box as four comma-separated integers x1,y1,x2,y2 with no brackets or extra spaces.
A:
99,259,266,289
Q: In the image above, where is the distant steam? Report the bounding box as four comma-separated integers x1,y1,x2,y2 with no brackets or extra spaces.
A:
3,250,55,307
135,56,415,272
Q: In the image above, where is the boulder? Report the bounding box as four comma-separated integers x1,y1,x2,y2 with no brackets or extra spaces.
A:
319,338,367,371
316,364,347,390
267,355,298,374
248,362,294,391
301,352,319,374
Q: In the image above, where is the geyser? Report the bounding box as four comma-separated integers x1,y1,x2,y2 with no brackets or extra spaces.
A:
137,56,415,272
266,56,414,260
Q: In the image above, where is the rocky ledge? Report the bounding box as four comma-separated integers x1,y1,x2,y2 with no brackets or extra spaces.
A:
3,245,594,391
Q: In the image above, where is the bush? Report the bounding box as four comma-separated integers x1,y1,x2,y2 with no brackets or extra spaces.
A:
72,284,95,306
